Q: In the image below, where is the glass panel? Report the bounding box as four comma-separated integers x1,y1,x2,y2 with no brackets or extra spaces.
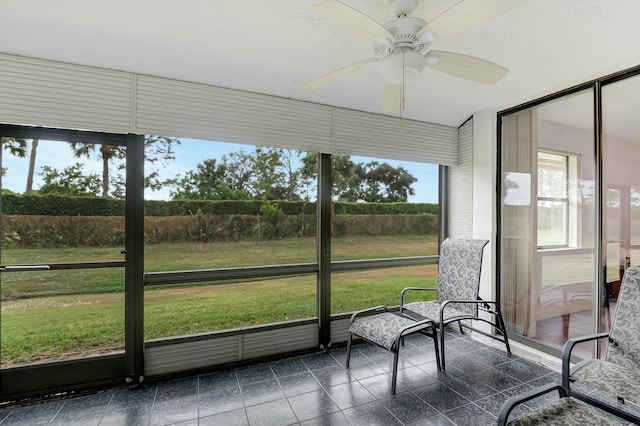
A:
500,90,596,357
143,138,317,339
537,200,568,247
602,74,640,349
330,155,439,260
328,155,439,316
331,265,438,314
537,151,569,247
538,151,568,198
1,138,125,367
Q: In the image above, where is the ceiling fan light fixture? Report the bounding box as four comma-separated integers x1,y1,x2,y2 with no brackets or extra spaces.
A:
378,49,427,84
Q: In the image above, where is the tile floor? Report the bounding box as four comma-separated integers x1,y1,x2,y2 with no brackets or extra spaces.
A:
0,330,562,426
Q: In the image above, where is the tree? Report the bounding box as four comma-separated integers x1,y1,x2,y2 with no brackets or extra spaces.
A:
1,137,40,193
251,148,305,200
342,161,417,202
220,150,254,193
70,136,180,198
26,139,39,193
143,135,180,192
170,158,249,200
69,143,123,198
301,154,416,202
300,153,357,198
38,163,102,196
1,138,28,158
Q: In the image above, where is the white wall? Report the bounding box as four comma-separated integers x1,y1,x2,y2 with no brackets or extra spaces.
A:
472,108,497,306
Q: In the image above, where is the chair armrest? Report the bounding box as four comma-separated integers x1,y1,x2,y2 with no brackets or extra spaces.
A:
400,287,437,307
441,299,494,311
350,306,387,323
440,299,497,322
561,332,609,389
497,383,568,426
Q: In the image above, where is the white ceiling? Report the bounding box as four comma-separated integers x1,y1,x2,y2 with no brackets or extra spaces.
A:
2,0,640,128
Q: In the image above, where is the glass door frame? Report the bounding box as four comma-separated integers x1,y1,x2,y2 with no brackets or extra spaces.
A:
0,125,144,401
496,64,640,358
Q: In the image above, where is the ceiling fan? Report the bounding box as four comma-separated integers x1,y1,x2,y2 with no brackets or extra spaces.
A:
299,0,526,113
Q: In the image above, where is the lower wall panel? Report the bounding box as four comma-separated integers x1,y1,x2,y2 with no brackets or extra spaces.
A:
144,320,353,377
330,317,351,345
144,335,239,376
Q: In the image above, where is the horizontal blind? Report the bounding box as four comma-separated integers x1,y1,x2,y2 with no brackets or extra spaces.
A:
333,109,458,165
0,54,132,133
135,75,333,152
0,54,459,164
448,118,473,238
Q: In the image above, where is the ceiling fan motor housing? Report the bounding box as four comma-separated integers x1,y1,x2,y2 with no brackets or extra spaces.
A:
384,16,427,47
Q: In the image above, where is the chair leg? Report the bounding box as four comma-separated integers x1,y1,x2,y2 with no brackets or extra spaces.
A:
432,327,442,371
496,311,512,355
391,349,399,395
440,325,446,371
346,333,353,368
458,321,464,334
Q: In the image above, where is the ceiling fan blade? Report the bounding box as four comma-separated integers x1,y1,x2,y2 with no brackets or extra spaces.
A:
299,58,377,92
313,0,394,41
382,83,403,113
418,0,527,41
425,50,508,84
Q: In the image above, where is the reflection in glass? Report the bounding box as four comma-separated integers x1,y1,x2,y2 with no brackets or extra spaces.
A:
602,74,640,351
500,90,596,357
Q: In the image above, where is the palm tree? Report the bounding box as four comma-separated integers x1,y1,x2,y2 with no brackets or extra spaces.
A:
25,139,39,193
69,136,179,198
69,142,123,198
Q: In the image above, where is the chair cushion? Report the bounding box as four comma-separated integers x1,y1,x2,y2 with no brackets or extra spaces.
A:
436,239,488,316
606,267,640,370
349,312,419,351
507,397,625,425
402,301,470,323
571,359,640,406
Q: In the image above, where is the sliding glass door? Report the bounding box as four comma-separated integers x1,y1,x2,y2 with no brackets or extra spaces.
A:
499,70,640,359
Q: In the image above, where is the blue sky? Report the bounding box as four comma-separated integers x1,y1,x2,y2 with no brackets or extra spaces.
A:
2,138,439,203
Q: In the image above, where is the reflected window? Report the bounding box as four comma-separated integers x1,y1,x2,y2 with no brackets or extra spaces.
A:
537,151,570,248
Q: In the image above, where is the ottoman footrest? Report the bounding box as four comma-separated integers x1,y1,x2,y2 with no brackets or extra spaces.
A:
345,306,440,395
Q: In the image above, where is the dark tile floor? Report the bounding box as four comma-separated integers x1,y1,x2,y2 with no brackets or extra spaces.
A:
0,330,562,425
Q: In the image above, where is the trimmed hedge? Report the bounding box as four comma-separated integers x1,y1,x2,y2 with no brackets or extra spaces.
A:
2,194,125,216
2,214,438,247
1,194,437,216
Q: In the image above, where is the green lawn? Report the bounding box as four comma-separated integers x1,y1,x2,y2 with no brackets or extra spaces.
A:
1,235,438,365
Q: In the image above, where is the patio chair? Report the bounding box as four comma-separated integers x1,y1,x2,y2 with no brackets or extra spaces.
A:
560,265,640,423
497,383,627,425
400,238,511,370
498,266,640,425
